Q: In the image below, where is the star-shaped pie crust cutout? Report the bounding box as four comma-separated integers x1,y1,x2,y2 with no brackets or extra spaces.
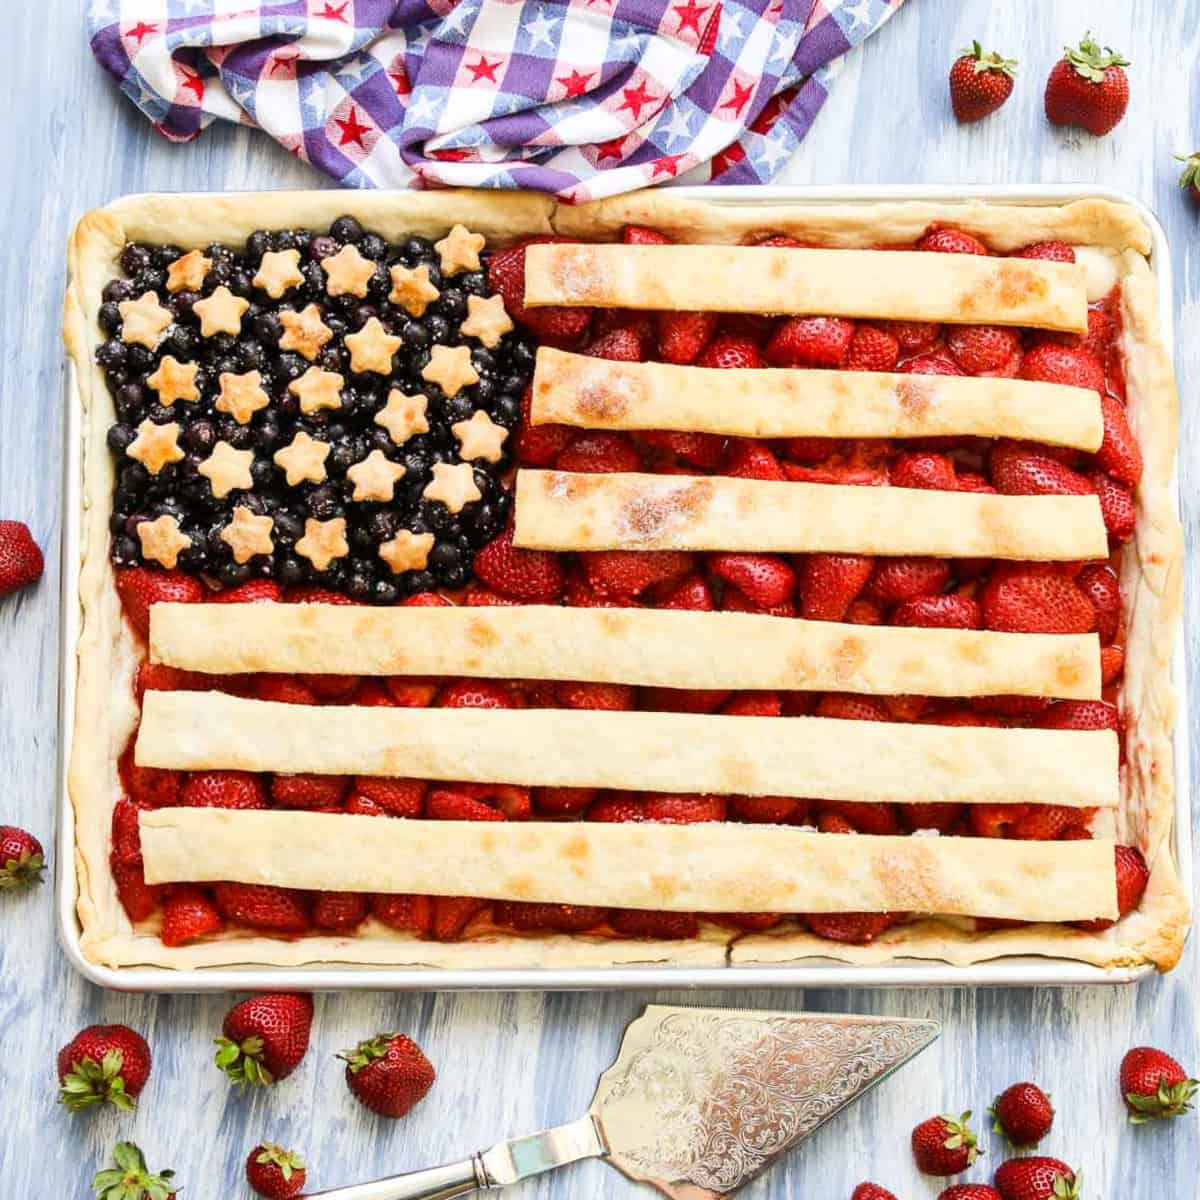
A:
295,517,349,571
136,514,192,569
289,366,345,415
374,389,430,446
378,529,435,575
459,293,513,349
126,419,184,475
321,243,376,298
198,440,255,499
434,224,486,276
118,291,173,350
279,304,334,362
253,248,305,300
452,409,509,463
215,370,271,424
388,263,440,316
422,461,482,513
422,343,479,398
165,249,212,294
346,449,407,502
193,285,250,338
146,355,200,406
273,430,331,486
220,506,275,564
346,316,402,375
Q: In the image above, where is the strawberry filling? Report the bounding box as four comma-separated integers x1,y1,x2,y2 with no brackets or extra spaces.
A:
110,223,1146,948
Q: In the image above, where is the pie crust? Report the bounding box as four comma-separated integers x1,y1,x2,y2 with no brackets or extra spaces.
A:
532,348,1104,450
62,190,1188,973
513,471,1109,559
148,602,1101,700
134,690,1118,810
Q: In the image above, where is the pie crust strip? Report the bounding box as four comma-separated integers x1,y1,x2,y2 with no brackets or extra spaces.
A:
512,471,1109,559
136,691,1118,808
523,244,1090,333
139,811,1120,923
531,348,1104,450
149,603,1101,700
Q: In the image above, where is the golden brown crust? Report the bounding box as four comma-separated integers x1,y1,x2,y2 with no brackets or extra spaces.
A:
63,190,1185,974
148,602,1101,699
513,470,1109,559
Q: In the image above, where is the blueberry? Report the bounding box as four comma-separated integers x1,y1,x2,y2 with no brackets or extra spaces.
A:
95,339,128,369
435,288,466,321
305,484,342,520
274,511,305,543
133,267,168,294
403,236,434,262
126,345,156,375
237,339,267,372
219,560,253,587
310,234,339,262
406,570,435,594
330,216,364,244
274,230,301,253
460,270,488,297
346,567,374,601
98,302,123,337
102,278,135,305
254,312,283,344
275,554,306,586
247,231,272,260
112,534,140,566
426,315,451,345
399,319,430,349
181,419,216,454
229,268,255,298
275,352,307,383
359,233,387,261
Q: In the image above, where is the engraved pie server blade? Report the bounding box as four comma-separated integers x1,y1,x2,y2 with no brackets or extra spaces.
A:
306,1005,939,1200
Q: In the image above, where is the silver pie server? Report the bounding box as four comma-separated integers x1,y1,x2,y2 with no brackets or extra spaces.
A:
307,1005,939,1199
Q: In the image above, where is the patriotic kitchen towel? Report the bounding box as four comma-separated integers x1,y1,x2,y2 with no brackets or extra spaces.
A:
88,0,907,200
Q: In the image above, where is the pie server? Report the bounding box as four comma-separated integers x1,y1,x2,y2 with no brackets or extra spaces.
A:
308,1005,939,1199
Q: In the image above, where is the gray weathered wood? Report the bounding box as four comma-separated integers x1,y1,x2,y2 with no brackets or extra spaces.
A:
0,0,1196,1195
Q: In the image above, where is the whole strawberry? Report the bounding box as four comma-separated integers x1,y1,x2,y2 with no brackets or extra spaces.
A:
990,1081,1054,1149
912,1111,981,1176
246,1143,306,1199
993,1156,1079,1200
340,1031,436,1118
92,1143,177,1200
939,1187,1003,1200
0,519,43,598
58,1024,152,1112
1119,1045,1198,1123
949,42,1017,123
1178,151,1200,200
215,993,313,1086
851,1185,897,1200
0,824,45,890
1044,33,1130,136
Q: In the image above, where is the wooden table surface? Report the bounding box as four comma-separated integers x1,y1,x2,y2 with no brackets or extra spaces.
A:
2,1,1197,1195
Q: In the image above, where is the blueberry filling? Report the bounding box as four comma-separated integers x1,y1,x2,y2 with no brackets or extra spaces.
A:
98,218,531,600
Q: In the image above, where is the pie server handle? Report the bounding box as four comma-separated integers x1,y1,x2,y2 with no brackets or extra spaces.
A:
304,1115,606,1199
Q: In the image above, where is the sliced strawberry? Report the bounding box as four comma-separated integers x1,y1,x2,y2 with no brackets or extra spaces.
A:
796,553,874,620
585,793,648,822
899,802,965,833
134,661,209,703
312,891,369,932
656,310,719,364
639,429,725,469
1090,470,1136,541
561,570,624,608
110,796,145,866
271,773,349,810
609,909,700,939
657,574,715,611
555,680,636,710
766,316,855,368
1096,391,1143,486
401,591,452,608
1035,699,1119,734
438,679,521,709
253,675,320,706
515,384,573,467
426,789,505,821
493,901,608,933
1100,643,1125,685
554,430,642,474
718,912,784,932
1076,563,1120,643
804,912,900,943
638,793,726,824
695,334,762,370
815,693,891,722
621,225,671,245
641,686,730,713
954,470,996,494
180,770,268,810
891,451,956,491
344,794,394,818
708,553,795,608
160,885,223,947
286,586,359,605
990,439,1093,496
581,549,692,600
972,694,1052,719
818,812,858,833
900,353,965,377
1074,844,1149,931
372,894,433,935
1018,342,1105,393
533,786,597,816
719,587,794,618
351,777,425,818
302,673,362,701
844,324,900,372
473,522,565,602
352,681,399,707
884,320,941,356
946,324,1021,375
212,883,311,934
486,238,591,346
916,227,988,255
783,436,844,465
723,438,786,481
112,860,165,923
464,587,522,608
721,691,782,717
121,747,182,809
1013,240,1076,262
892,594,982,629
845,598,884,625
980,564,1094,634
866,557,951,605
115,567,205,639
729,795,809,824
817,800,899,835
431,897,487,941
970,803,1030,837
210,579,282,604
1010,804,1084,840
583,326,647,363
383,677,439,707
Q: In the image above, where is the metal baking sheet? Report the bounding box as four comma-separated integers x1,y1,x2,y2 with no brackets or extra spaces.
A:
56,184,1190,992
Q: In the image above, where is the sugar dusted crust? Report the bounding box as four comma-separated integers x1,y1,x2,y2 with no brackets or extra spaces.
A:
63,190,1188,974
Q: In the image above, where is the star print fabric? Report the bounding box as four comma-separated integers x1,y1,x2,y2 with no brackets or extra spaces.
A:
87,0,906,199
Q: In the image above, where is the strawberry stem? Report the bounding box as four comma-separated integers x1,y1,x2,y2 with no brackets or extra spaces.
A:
1125,1074,1199,1122
1177,152,1200,194
1064,31,1129,82
0,848,45,890
960,40,1018,77
59,1050,136,1113
338,1032,398,1074
92,1142,176,1200
214,1035,274,1087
